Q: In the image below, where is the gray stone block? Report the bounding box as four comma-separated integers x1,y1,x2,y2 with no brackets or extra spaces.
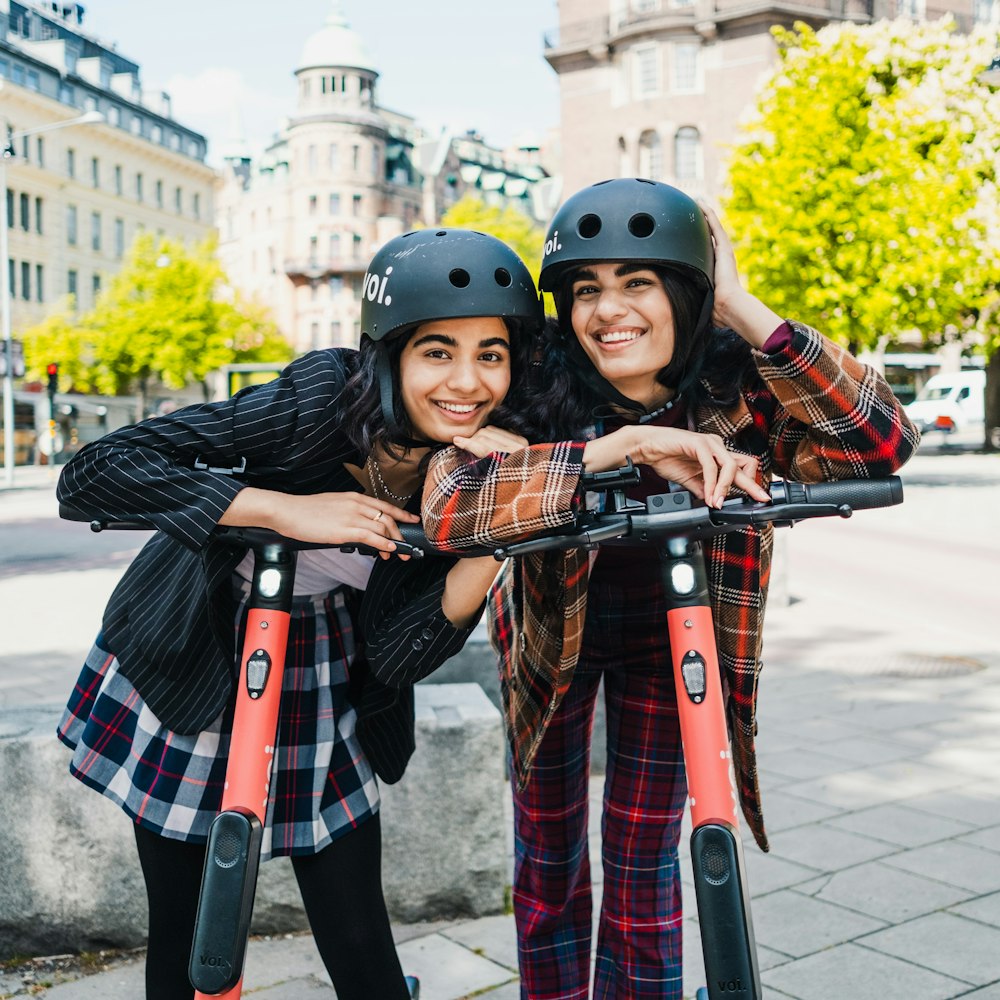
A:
0,685,507,958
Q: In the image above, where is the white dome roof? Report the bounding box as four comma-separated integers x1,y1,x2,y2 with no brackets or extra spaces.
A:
297,2,376,74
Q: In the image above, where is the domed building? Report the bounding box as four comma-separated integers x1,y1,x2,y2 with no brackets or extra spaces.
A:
216,2,423,354
217,1,552,355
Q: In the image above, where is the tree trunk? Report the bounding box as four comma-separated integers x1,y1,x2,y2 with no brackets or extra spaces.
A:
985,349,1000,452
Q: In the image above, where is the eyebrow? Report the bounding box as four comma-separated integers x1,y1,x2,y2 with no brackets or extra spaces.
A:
572,263,655,282
410,333,511,350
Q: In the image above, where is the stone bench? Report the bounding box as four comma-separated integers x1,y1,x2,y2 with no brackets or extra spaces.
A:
0,683,505,959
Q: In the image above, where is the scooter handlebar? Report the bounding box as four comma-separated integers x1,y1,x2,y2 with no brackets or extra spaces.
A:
800,476,903,511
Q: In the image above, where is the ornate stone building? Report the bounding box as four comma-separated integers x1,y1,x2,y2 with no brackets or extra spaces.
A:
217,2,554,353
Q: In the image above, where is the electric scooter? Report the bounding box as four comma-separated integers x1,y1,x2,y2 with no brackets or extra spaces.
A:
393,468,903,1000
60,513,422,1000
68,470,902,1000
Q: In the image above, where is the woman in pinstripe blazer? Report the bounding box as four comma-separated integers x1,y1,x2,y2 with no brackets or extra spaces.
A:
55,230,542,1000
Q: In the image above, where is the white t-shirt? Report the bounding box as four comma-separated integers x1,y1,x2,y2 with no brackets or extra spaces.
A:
234,547,376,596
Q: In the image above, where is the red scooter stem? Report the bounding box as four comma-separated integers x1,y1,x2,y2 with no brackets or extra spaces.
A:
190,545,296,998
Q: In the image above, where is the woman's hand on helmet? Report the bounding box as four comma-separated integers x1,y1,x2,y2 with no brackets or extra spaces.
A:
699,200,784,348
633,427,768,508
220,487,419,559
453,425,530,459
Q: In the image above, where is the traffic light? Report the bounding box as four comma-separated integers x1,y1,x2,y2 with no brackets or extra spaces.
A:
46,362,59,397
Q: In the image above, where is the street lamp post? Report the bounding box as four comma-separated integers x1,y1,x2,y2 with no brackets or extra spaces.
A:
2,109,103,487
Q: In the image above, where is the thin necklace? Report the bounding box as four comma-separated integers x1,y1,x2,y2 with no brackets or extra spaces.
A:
366,454,412,505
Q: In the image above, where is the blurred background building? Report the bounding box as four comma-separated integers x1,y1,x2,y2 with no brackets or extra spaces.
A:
545,0,999,202
0,0,215,332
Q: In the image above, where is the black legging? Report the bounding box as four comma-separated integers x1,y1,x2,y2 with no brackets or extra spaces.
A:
134,814,408,1000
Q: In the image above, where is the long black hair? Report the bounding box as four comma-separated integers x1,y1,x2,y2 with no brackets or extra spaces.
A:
339,317,537,460
520,265,760,440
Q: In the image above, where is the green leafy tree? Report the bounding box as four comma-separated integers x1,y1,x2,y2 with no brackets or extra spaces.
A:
724,18,1000,363
20,303,91,392
21,234,292,413
440,196,550,308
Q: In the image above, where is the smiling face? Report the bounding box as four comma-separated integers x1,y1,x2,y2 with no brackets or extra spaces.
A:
398,316,512,443
569,262,675,407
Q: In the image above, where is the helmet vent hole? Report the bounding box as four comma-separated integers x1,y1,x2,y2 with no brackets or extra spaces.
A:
628,213,656,238
494,268,512,287
578,214,602,239
436,230,447,236
449,268,471,288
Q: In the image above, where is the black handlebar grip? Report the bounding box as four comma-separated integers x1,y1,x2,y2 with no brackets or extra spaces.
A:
398,523,431,550
801,477,903,511
59,504,92,522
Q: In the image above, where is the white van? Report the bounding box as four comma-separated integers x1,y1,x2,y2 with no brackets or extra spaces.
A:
904,370,985,442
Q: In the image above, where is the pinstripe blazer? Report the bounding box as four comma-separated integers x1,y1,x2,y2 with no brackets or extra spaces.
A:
57,348,475,784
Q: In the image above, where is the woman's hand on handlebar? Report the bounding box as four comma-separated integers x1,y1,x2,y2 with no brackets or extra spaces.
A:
452,425,530,459
585,426,770,509
220,487,420,558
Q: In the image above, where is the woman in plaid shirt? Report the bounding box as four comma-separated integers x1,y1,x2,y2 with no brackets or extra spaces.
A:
419,180,919,999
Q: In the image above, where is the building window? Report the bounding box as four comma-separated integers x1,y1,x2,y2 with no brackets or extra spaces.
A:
136,173,144,202
329,233,341,258
114,218,125,258
11,64,24,85
331,320,342,344
92,273,102,298
91,156,100,188
131,115,142,135
329,275,343,296
151,124,163,143
309,195,318,215
193,193,200,220
67,205,78,245
308,145,317,174
91,211,102,251
114,165,123,195
67,269,77,299
329,193,341,214
35,137,43,167
20,261,30,301
170,132,181,151
897,0,924,15
633,44,660,98
35,264,43,302
7,259,13,298
632,0,660,11
638,130,664,181
26,69,39,91
674,126,701,182
67,147,76,178
310,322,320,349
156,179,163,208
19,193,29,231
5,189,11,228
309,235,318,264
34,197,42,234
352,233,362,258
108,106,121,126
352,194,362,216
973,0,998,22
672,42,700,92
329,144,338,171
351,145,360,171
20,134,28,160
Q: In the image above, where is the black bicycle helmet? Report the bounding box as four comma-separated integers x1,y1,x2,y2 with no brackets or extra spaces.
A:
538,178,714,293
360,228,542,439
539,179,716,414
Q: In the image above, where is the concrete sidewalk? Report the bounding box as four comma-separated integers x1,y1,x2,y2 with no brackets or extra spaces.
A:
2,454,999,998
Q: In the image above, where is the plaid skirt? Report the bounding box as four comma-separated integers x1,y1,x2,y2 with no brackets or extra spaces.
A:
57,585,379,862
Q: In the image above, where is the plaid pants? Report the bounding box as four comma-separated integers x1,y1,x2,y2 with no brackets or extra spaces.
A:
512,574,687,1000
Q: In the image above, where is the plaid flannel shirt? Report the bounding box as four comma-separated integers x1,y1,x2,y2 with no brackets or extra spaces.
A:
422,323,919,851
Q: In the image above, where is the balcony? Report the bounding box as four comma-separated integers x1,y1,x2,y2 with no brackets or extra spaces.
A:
284,257,368,283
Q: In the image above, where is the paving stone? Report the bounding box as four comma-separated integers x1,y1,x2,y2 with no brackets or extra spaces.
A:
767,823,895,873
34,961,146,997
882,841,1000,894
826,802,976,848
473,982,521,999
813,733,924,766
442,913,519,973
762,942,968,1000
951,985,1000,999
750,889,886,958
781,758,973,811
743,847,822,896
957,825,1000,854
756,747,865,782
905,785,1000,828
757,789,846,833
395,933,515,998
861,911,1000,986
254,979,335,997
795,860,974,923
948,892,1000,929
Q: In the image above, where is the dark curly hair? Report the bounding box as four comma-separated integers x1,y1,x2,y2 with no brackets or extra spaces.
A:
339,317,538,460
520,265,761,440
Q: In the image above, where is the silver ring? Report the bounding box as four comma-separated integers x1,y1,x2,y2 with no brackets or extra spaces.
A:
371,509,384,522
